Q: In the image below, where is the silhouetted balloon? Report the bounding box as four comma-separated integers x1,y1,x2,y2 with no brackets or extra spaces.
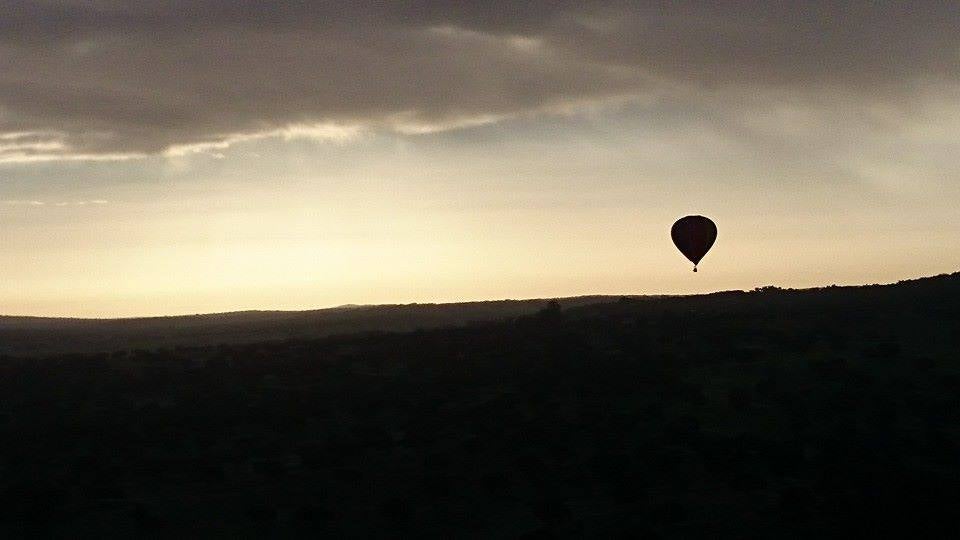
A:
671,216,717,272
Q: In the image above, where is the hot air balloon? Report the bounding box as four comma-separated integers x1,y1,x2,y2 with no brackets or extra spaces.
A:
671,215,717,272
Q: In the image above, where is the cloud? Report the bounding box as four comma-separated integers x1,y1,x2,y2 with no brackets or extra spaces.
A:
3,199,108,206
3,200,46,206
161,122,363,157
0,1,958,160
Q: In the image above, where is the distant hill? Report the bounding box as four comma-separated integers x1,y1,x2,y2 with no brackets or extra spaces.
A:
2,272,958,357
1,272,959,536
0,296,624,357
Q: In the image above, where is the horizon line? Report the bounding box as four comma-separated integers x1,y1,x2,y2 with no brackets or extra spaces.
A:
1,270,955,322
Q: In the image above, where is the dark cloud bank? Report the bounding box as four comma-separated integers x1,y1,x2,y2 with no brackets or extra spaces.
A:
1,1,957,159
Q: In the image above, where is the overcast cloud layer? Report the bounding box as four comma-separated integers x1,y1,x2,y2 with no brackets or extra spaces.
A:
1,1,959,161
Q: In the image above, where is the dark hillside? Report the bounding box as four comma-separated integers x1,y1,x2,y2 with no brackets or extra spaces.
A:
0,273,958,537
0,296,615,357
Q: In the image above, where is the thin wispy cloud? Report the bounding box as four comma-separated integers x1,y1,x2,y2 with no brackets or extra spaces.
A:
3,199,109,206
0,130,143,164
2,200,46,206
162,123,364,158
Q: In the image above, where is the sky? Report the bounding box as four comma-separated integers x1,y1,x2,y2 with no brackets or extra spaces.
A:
1,1,959,317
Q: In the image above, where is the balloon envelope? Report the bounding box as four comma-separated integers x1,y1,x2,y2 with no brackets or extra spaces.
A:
671,215,717,271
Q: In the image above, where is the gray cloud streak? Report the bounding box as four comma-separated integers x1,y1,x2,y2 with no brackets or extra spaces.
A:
1,1,958,159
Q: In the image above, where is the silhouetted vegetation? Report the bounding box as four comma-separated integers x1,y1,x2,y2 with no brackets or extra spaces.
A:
0,273,958,537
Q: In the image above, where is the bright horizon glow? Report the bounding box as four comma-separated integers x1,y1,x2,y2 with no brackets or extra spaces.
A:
1,269,954,319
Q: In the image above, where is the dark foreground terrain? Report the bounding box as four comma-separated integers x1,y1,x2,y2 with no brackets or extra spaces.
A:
1,274,959,537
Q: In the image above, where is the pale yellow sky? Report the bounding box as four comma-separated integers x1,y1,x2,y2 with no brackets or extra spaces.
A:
2,101,959,317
